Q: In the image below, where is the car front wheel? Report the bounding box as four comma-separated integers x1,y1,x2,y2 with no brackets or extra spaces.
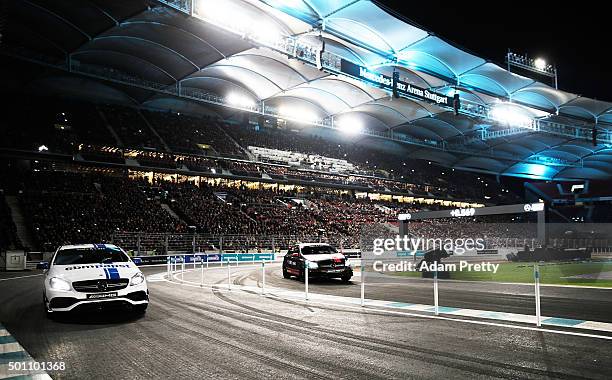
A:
133,304,148,314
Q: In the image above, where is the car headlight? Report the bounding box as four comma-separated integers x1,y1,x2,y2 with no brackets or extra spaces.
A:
306,261,318,269
49,277,71,291
130,272,145,286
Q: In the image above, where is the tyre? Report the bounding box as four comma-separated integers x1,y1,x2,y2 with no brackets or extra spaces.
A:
133,304,148,314
43,294,52,319
340,274,352,283
282,267,291,279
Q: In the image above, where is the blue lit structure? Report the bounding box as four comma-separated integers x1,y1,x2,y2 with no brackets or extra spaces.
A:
4,0,612,181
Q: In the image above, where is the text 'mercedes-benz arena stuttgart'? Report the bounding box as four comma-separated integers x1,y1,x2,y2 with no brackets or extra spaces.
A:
1,1,612,379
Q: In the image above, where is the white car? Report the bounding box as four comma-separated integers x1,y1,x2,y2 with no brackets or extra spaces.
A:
42,244,148,316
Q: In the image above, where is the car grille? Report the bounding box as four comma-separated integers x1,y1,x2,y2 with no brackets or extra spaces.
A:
72,279,129,293
317,259,345,270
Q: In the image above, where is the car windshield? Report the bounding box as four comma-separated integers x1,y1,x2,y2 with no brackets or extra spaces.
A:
53,247,129,265
301,246,337,255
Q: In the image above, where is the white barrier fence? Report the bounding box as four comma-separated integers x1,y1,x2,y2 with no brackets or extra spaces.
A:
164,254,595,330
165,253,276,292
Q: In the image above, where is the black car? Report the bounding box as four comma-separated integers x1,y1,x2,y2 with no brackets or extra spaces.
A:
282,243,353,283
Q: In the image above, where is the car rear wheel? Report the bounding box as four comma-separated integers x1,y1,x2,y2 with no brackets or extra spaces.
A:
340,274,352,283
282,267,291,279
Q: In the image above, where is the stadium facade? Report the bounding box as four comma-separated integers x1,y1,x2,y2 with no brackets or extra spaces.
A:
2,0,611,181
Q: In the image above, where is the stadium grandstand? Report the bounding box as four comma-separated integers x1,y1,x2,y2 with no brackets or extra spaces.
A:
0,0,611,254
0,0,612,256
2,2,612,379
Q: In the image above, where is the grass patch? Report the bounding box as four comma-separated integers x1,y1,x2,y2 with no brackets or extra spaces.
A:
392,261,612,287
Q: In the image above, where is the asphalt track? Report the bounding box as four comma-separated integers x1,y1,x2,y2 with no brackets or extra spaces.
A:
1,265,612,379
264,266,612,324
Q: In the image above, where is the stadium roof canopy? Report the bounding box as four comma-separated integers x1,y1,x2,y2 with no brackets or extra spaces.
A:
5,0,612,181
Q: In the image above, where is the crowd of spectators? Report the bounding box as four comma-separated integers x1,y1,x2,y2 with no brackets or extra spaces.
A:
100,105,165,151
224,124,344,158
3,95,522,206
142,110,245,158
134,151,180,169
19,173,186,251
9,170,432,250
1,97,115,154
403,214,538,250
223,124,521,203
0,166,540,252
78,145,125,164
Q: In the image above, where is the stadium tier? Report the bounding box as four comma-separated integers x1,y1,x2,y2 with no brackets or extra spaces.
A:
0,95,522,204
2,2,612,379
3,168,443,251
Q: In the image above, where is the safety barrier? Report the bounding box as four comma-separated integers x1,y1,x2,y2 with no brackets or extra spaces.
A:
161,252,612,335
164,253,276,291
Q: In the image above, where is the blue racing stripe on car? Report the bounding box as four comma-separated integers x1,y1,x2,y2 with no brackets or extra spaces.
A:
107,267,120,280
103,268,109,279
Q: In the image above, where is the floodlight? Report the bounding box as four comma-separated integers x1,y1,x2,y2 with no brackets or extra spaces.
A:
227,93,255,108
251,21,282,43
38,145,49,152
278,106,317,123
336,116,363,135
534,58,546,70
490,104,533,128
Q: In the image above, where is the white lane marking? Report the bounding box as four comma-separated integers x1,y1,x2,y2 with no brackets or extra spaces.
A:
158,270,612,340
0,363,53,379
146,273,167,282
301,298,612,341
0,342,23,354
0,274,43,282
577,321,612,333
0,331,53,380
164,272,612,341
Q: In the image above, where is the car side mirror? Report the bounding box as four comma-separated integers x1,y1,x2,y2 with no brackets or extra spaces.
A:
37,261,49,270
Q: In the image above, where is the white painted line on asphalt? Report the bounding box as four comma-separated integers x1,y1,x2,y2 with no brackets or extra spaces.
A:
0,363,52,380
0,342,23,354
577,321,612,333
0,274,43,282
0,326,52,380
303,299,612,341
159,269,612,340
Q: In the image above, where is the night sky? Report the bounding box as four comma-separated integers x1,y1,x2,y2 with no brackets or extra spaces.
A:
377,0,611,101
